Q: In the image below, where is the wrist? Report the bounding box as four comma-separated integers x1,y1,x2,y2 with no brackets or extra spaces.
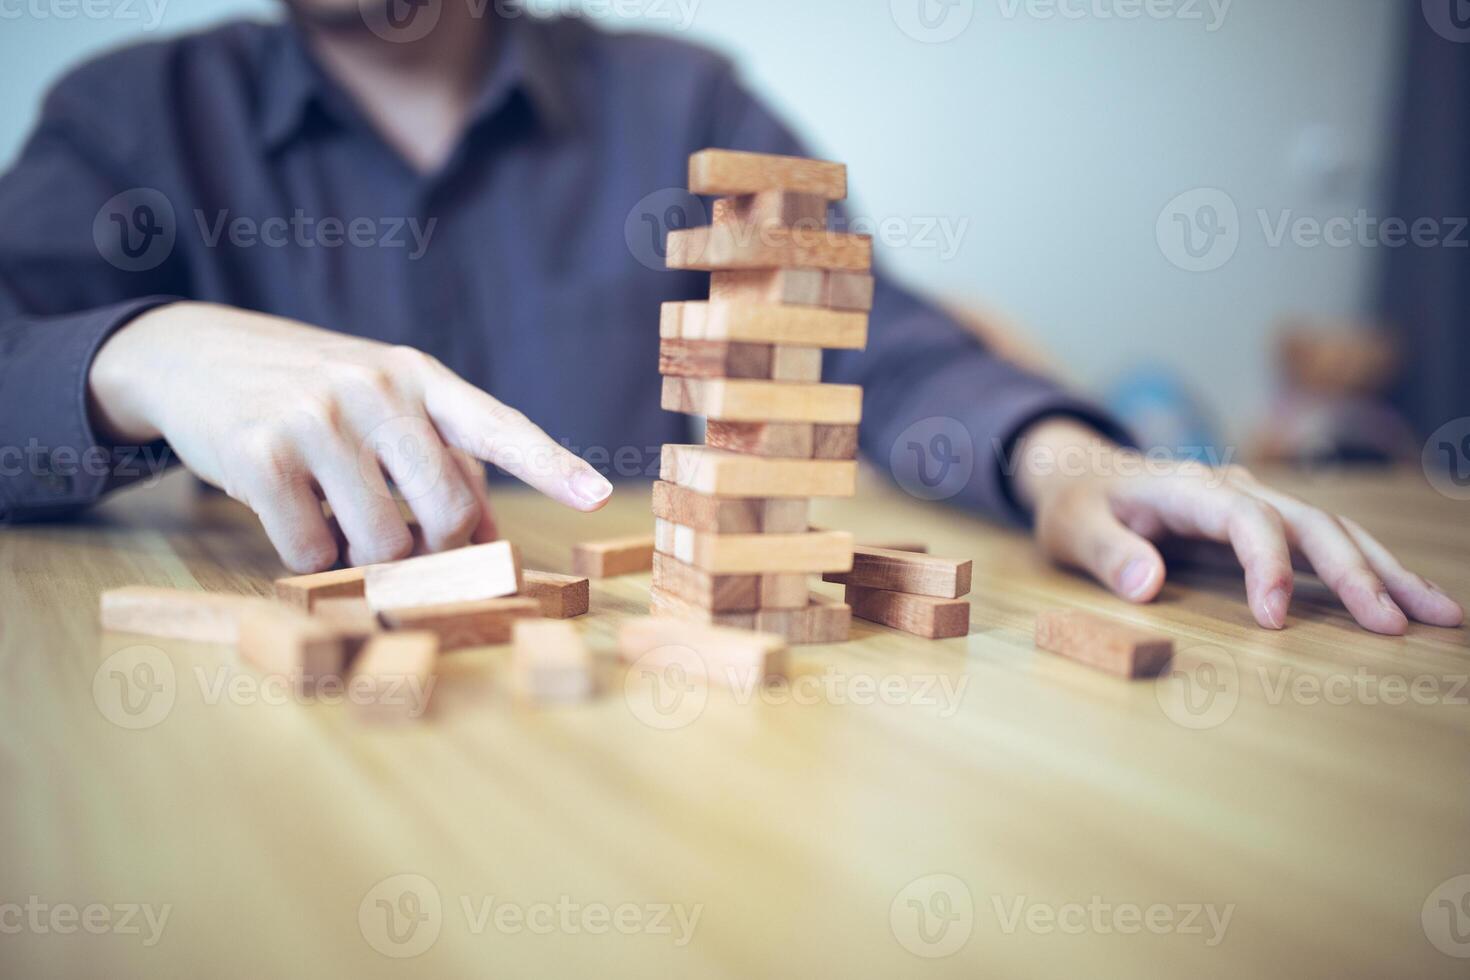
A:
1009,416,1122,512
87,302,195,443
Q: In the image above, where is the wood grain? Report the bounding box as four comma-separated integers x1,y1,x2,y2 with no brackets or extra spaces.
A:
689,148,846,199
651,480,809,533
363,540,522,612
273,566,367,610
1034,608,1175,678
709,269,875,312
520,569,590,619
661,444,857,498
712,192,828,230
823,545,973,598
378,596,540,651
570,535,655,578
666,225,872,273
662,300,868,349
661,377,862,425
653,519,853,574
844,584,971,639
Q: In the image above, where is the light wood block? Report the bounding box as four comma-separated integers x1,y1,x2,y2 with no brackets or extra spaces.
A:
661,377,862,425
845,585,970,639
709,269,875,312
689,149,846,200
649,583,754,628
652,481,809,533
813,424,860,460
760,574,812,610
770,346,822,382
510,619,595,704
273,567,367,610
650,553,809,613
100,586,272,645
619,613,788,688
363,541,522,613
823,546,972,598
658,338,775,380
651,588,849,645
349,631,437,723
666,225,871,273
379,597,540,651
662,300,867,349
310,596,382,653
1034,609,1174,679
520,570,589,619
654,519,853,574
706,421,815,458
570,535,655,578
238,602,347,685
712,192,827,230
661,445,857,499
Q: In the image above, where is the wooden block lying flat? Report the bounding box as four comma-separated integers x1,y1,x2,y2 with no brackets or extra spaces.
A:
651,553,810,612
311,596,382,653
349,632,437,723
380,597,540,651
238,602,347,684
650,587,848,644
1034,609,1174,679
273,566,367,610
709,270,875,313
662,444,857,499
100,586,272,645
713,192,828,230
845,585,970,639
666,225,871,273
823,546,972,599
662,300,867,349
662,377,861,425
707,421,815,458
520,570,590,619
510,619,595,704
619,614,788,688
652,480,809,533
689,149,846,200
570,535,655,578
658,338,775,380
363,541,522,613
654,519,853,574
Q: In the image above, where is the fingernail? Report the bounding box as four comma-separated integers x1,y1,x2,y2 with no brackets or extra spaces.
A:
1119,559,1153,600
1263,588,1289,630
572,469,613,505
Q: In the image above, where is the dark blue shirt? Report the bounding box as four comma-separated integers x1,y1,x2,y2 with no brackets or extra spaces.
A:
0,15,1118,523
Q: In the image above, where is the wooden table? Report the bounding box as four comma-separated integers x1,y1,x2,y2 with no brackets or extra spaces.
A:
2,468,1467,979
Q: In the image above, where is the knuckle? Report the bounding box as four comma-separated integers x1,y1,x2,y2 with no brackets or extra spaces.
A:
239,429,300,491
387,344,437,374
354,518,414,565
291,393,347,437
330,362,398,400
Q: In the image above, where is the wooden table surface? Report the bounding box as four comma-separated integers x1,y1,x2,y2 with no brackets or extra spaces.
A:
2,467,1467,979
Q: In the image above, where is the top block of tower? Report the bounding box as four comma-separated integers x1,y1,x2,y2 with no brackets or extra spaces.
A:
689,149,847,201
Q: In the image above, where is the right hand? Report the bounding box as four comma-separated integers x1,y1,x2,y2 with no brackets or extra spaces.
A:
88,302,614,572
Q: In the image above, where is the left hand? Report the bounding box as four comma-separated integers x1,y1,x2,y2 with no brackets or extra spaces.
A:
1011,418,1464,635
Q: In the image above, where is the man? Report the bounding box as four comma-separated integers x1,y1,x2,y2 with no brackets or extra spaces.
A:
0,0,1459,635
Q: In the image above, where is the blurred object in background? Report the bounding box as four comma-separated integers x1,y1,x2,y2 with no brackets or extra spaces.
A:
1104,367,1223,464
1250,318,1417,467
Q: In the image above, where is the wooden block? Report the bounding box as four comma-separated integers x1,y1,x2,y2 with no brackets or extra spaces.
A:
238,602,347,684
1034,609,1174,679
769,346,823,382
570,535,655,578
619,614,787,688
689,149,846,200
363,541,522,613
845,585,970,639
658,338,773,380
706,421,816,458
712,192,828,230
651,553,811,612
709,269,875,313
99,586,272,645
823,546,972,598
311,596,382,653
757,593,851,644
666,225,871,273
273,566,367,610
379,597,540,651
661,377,861,425
813,424,860,460
662,444,857,499
662,300,867,349
652,480,809,533
349,631,437,723
649,583,755,628
760,574,812,610
654,519,853,574
520,570,589,619
510,619,595,704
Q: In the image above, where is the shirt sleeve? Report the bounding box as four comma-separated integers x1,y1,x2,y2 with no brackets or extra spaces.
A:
700,67,1131,525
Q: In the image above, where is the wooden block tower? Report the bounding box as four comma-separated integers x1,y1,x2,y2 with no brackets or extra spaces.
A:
653,149,873,644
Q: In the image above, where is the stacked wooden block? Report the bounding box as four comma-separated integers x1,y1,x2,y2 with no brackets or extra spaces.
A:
824,546,973,640
654,149,873,644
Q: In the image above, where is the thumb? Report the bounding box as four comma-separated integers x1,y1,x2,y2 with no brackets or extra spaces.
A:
1037,492,1166,603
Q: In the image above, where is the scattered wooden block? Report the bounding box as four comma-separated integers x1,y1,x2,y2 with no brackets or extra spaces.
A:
708,269,875,312
379,597,540,651
844,585,970,639
666,225,871,273
662,445,857,499
570,535,655,578
99,586,272,645
363,541,522,613
349,631,438,723
520,570,589,619
712,192,828,230
689,149,846,200
652,480,809,533
238,602,348,685
653,519,853,574
662,377,861,425
662,300,867,349
1034,609,1174,679
823,546,972,599
311,596,382,653
619,614,788,688
273,566,367,610
510,619,595,704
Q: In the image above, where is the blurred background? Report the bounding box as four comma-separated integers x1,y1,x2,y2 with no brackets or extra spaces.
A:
4,0,1465,473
